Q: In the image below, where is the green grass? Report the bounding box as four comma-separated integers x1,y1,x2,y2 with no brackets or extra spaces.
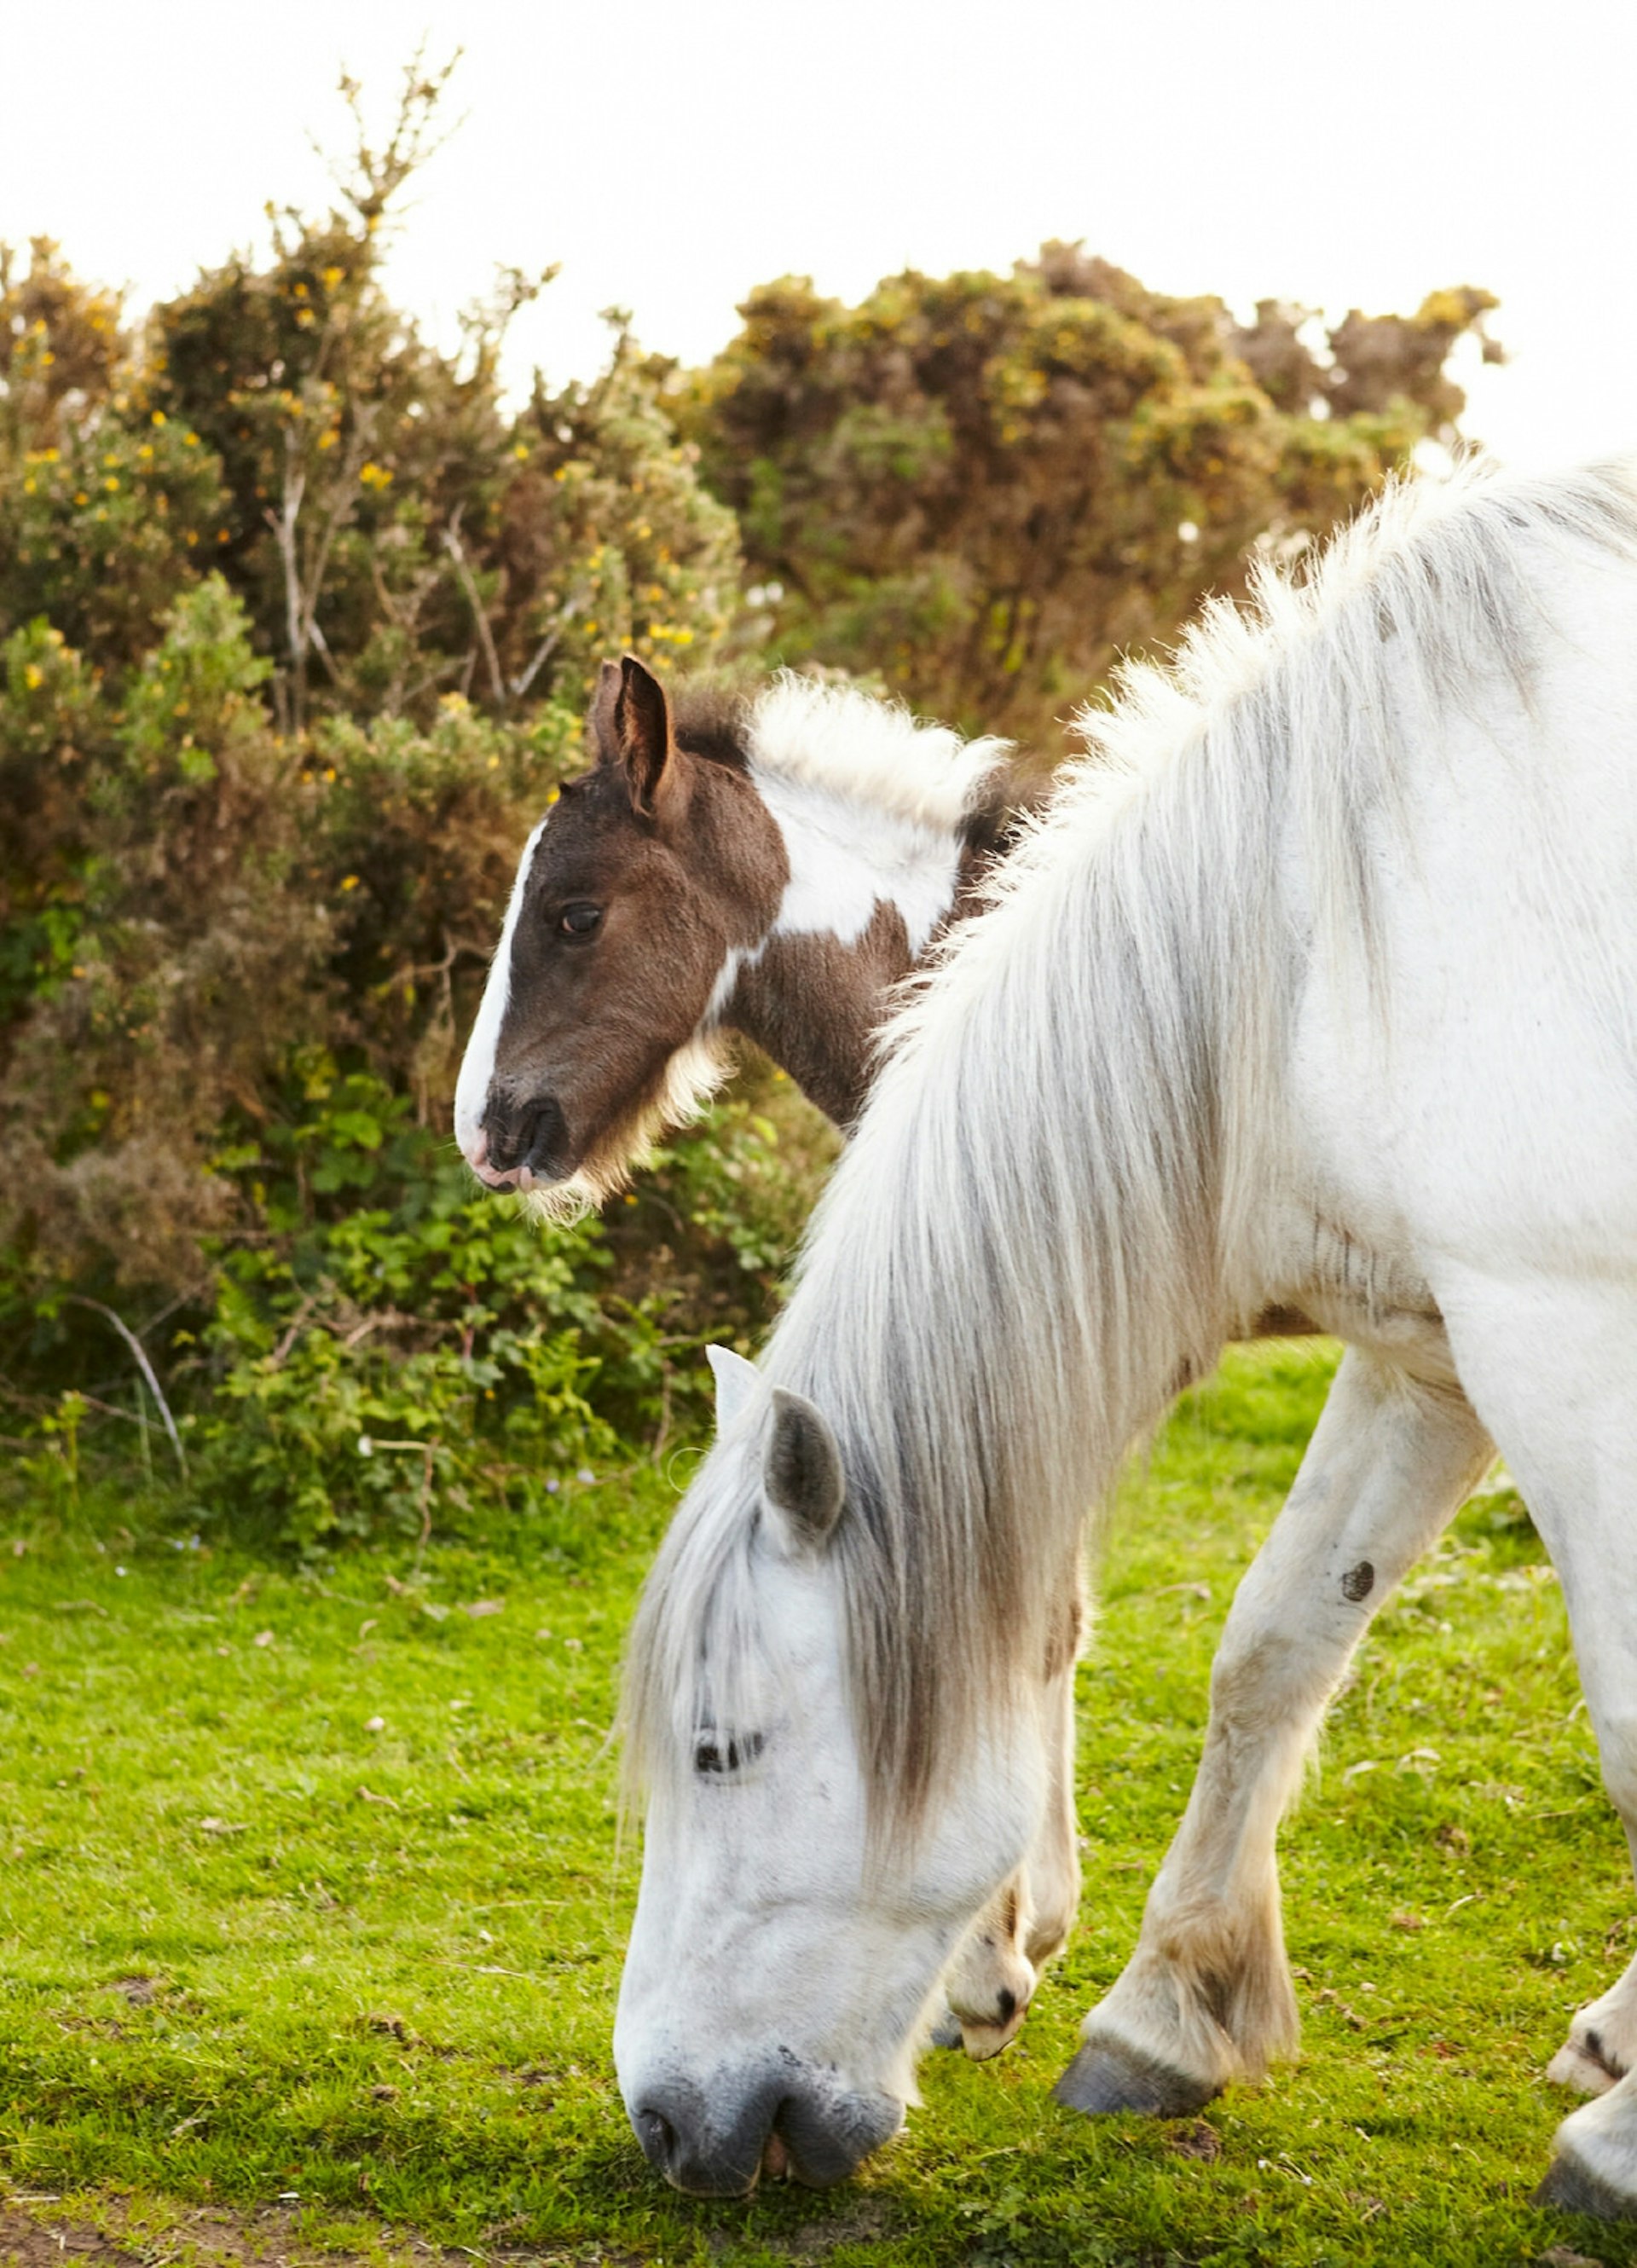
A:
2,1341,1634,2266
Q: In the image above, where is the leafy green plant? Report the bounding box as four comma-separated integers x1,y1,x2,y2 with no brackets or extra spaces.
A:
192,1069,610,1551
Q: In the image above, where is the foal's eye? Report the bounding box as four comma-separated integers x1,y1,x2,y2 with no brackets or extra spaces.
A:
693,1728,766,1776
558,902,602,938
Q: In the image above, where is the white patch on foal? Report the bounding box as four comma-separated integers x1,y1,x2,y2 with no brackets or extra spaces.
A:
749,769,966,958
648,678,1014,1085
744,675,1013,959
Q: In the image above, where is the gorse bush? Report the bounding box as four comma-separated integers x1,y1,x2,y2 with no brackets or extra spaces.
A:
672,246,1500,743
0,59,1487,1550
0,67,806,1550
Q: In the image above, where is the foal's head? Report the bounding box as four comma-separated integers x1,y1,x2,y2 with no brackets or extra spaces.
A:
454,657,786,1209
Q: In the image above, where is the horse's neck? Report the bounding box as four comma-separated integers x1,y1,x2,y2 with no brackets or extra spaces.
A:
719,769,979,1131
726,914,913,1130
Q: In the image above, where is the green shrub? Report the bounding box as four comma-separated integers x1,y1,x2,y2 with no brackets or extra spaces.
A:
194,1072,616,1552
673,247,1499,742
0,61,1495,1551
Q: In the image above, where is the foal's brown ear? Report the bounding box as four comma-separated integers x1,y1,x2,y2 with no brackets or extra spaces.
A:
604,653,674,820
763,1387,844,1553
589,657,623,761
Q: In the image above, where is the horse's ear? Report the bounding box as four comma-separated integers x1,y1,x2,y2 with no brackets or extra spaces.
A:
707,1343,761,1432
589,657,623,764
611,653,674,819
763,1386,844,1553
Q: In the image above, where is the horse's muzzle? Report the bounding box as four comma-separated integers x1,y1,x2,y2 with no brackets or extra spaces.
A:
629,2059,900,2195
478,1092,570,1187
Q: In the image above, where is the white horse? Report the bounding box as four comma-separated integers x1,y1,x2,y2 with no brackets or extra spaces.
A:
616,458,1637,2214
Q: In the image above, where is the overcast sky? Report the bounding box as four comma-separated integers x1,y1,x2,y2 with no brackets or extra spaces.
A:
3,0,1632,470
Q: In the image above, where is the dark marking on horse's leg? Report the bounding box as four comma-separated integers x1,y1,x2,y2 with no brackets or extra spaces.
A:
1341,1559,1375,1603
1054,2038,1218,2120
929,2011,963,2051
1583,2026,1623,2079
1536,2144,1637,2220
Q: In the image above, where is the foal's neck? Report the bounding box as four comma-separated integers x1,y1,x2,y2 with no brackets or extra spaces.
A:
718,767,988,1131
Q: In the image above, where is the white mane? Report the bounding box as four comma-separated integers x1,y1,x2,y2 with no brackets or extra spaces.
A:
626,454,1637,1831
746,674,1013,836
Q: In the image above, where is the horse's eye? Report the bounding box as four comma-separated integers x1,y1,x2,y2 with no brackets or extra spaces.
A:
693,1728,766,1776
558,902,602,938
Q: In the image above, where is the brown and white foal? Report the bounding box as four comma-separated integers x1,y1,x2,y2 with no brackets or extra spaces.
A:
455,655,1073,2056
456,656,1020,1199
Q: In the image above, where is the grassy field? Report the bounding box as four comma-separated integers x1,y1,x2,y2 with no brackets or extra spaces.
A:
2,1339,1634,2268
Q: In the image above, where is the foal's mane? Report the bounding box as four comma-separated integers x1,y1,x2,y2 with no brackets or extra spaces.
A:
747,674,1015,843
624,457,1637,1837
670,674,1016,848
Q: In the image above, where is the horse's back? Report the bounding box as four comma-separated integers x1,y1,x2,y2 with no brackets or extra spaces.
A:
1293,518,1637,1285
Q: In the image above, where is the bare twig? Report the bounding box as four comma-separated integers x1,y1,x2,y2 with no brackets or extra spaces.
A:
65,1297,188,1477
443,508,506,708
510,593,583,703
267,446,309,732
306,610,341,686
269,1292,322,1370
266,409,373,731
326,46,466,230
359,1435,439,1566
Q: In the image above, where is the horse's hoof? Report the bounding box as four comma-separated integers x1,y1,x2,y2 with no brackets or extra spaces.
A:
1053,2036,1218,2119
929,2010,963,2051
1536,2144,1637,2221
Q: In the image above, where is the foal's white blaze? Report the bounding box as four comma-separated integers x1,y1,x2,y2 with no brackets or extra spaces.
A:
454,815,547,1186
616,1367,1049,2194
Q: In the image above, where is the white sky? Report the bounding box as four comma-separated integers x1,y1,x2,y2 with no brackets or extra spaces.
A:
2,0,1633,470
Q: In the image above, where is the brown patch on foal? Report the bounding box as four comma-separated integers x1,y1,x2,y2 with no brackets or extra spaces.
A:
731,900,914,1131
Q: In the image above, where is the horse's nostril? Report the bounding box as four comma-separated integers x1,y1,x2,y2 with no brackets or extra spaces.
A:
995,1987,1016,2024
482,1094,569,1180
636,2105,676,2172
521,1095,567,1175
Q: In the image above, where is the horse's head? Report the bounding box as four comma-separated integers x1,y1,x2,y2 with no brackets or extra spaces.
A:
454,657,785,1208
616,1349,1050,2196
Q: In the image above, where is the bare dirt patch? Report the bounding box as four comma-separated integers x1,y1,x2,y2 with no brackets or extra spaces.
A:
0,2201,641,2268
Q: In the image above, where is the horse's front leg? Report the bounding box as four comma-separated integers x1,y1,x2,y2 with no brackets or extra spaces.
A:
940,1572,1085,2057
1057,1346,1491,2116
